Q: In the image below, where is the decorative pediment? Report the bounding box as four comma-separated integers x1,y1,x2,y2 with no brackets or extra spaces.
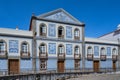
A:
38,8,82,24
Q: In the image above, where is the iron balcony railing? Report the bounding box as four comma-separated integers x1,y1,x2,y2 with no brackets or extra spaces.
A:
74,36,80,40
58,53,65,60
87,54,93,60
112,55,117,61
40,33,46,37
39,52,48,60
0,50,7,58
100,55,106,61
58,35,64,39
20,51,30,59
74,53,81,60
0,68,120,76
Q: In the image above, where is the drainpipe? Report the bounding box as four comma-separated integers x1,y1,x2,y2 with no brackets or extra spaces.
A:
118,38,120,71
32,16,37,73
82,25,85,72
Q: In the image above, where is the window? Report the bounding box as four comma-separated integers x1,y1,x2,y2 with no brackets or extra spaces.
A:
75,60,80,69
0,40,6,54
112,48,117,55
58,45,64,54
75,46,79,54
58,26,64,38
101,48,105,55
40,60,47,70
22,43,28,53
21,42,28,53
39,43,46,54
87,47,92,54
40,23,47,36
74,28,80,40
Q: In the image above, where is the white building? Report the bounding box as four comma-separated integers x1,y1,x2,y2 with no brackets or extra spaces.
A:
0,8,119,75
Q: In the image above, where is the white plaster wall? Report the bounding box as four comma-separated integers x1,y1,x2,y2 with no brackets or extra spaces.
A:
36,20,83,41
65,60,74,69
47,59,57,70
0,36,32,57
0,59,8,70
100,60,112,68
85,60,93,68
36,58,40,70
0,28,32,37
85,43,118,59
36,40,82,58
20,59,32,71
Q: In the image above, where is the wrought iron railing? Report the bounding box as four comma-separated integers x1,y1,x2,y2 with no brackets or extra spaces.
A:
0,50,7,58
39,52,48,60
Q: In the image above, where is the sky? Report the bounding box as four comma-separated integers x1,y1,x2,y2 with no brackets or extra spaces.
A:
0,0,120,38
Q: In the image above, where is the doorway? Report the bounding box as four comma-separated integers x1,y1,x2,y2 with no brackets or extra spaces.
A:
93,61,99,72
8,59,19,74
113,61,116,71
57,61,64,73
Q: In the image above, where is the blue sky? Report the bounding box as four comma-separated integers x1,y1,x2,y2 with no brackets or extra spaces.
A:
0,0,120,37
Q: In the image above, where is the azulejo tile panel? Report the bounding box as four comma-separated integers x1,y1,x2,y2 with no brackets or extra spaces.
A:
48,43,56,54
94,46,99,56
66,44,72,55
48,24,56,37
45,12,76,23
107,47,111,56
9,40,19,53
66,26,72,38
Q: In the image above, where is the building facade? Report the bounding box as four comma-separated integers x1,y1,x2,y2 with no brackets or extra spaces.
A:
0,8,119,75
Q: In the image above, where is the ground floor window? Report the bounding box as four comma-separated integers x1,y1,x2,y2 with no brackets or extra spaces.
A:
74,60,80,69
40,60,47,70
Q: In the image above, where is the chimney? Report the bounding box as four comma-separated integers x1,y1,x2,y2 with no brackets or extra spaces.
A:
16,26,18,30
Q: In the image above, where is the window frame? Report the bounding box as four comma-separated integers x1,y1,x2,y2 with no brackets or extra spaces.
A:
39,23,47,36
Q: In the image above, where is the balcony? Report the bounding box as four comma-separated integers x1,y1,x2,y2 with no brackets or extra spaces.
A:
39,52,48,60
87,54,93,60
74,36,80,40
58,53,65,60
21,52,30,59
100,55,106,61
0,50,7,58
74,54,81,60
112,55,117,61
40,33,46,37
58,35,64,39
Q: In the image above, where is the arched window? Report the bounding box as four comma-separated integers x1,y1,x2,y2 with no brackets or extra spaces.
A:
87,46,92,54
101,47,105,55
40,23,47,36
0,40,6,53
21,42,29,53
112,48,117,55
58,44,64,54
58,26,64,38
74,46,79,54
39,43,46,54
74,28,80,40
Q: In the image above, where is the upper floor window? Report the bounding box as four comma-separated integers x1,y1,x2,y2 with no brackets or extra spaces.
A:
87,46,92,54
39,43,46,54
58,26,64,38
40,60,47,70
74,46,79,54
0,40,6,52
58,44,64,54
21,42,29,53
112,48,117,55
74,28,80,40
40,23,47,36
101,47,105,55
